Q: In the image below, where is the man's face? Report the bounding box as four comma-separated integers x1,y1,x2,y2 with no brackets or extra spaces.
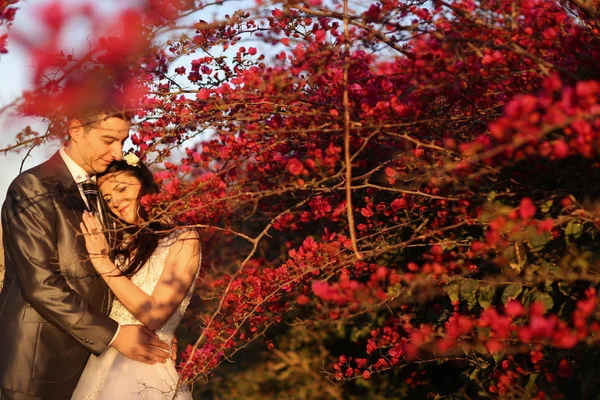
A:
69,117,130,174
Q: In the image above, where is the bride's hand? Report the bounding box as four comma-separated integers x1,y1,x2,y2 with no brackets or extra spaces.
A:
80,211,110,268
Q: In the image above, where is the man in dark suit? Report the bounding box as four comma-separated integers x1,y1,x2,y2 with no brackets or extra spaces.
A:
0,110,171,399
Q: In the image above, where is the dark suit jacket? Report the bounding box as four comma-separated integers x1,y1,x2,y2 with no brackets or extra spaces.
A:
0,152,119,400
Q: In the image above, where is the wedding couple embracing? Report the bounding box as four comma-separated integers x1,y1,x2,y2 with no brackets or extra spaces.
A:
0,107,201,400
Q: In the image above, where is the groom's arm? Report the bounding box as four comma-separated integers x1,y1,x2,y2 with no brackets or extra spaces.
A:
2,173,118,356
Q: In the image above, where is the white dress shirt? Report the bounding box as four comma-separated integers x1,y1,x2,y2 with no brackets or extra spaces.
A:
59,147,95,208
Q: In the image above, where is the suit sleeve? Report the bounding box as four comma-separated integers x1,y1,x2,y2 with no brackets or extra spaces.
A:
1,173,119,355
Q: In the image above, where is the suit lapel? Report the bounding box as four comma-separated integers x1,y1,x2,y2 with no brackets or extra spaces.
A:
49,152,87,225
50,151,114,314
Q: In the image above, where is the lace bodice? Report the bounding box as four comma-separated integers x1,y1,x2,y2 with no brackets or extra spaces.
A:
109,229,201,344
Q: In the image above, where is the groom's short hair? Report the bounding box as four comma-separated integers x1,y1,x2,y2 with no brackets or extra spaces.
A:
68,108,134,132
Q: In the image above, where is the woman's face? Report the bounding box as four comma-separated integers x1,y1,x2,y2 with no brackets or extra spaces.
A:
98,171,142,224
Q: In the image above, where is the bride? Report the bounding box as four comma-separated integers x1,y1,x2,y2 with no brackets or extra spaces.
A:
71,156,201,400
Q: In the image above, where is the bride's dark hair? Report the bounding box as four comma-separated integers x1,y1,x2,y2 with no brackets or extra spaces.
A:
97,158,172,277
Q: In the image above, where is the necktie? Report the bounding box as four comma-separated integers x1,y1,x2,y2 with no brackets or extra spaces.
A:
82,179,114,252
81,179,100,215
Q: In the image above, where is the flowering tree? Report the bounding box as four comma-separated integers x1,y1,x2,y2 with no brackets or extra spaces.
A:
3,0,600,397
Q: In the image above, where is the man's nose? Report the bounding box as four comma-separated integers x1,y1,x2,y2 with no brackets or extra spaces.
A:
110,142,123,161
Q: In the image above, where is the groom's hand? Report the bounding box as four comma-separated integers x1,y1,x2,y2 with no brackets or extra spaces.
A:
111,324,170,364
171,336,178,362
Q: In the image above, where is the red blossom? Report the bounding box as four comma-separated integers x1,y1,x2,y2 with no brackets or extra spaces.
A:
505,300,526,318
0,33,7,53
287,158,304,175
360,206,374,217
530,350,543,364
519,198,536,220
558,359,572,378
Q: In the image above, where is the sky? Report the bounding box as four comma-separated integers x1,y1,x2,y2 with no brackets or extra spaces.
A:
0,0,258,205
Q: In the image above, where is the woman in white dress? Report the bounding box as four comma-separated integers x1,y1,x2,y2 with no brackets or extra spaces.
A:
71,156,201,400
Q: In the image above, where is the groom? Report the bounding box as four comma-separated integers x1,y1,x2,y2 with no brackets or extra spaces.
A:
0,109,171,399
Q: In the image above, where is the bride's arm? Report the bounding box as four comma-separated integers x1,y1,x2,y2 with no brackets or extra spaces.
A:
81,212,201,331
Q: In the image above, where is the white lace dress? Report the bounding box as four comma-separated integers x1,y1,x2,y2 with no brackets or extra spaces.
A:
72,230,200,400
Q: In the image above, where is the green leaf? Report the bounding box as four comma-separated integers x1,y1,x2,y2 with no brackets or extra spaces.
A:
468,368,479,381
540,200,553,214
446,282,460,303
355,376,373,389
480,202,513,223
531,291,554,312
492,350,506,363
571,254,590,273
440,242,456,251
558,281,572,295
565,220,584,239
350,325,373,342
474,343,488,355
335,323,347,338
502,245,516,263
558,302,567,318
461,279,479,310
478,284,495,310
501,283,523,304
460,280,478,301
386,283,402,300
524,373,539,398
510,258,527,273
528,231,551,252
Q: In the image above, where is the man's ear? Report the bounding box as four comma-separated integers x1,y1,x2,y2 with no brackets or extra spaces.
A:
67,119,84,142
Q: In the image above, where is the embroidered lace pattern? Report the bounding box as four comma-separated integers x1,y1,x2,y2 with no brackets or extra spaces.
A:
109,229,201,345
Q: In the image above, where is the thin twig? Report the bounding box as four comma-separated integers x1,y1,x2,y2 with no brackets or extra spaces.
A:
342,0,362,260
